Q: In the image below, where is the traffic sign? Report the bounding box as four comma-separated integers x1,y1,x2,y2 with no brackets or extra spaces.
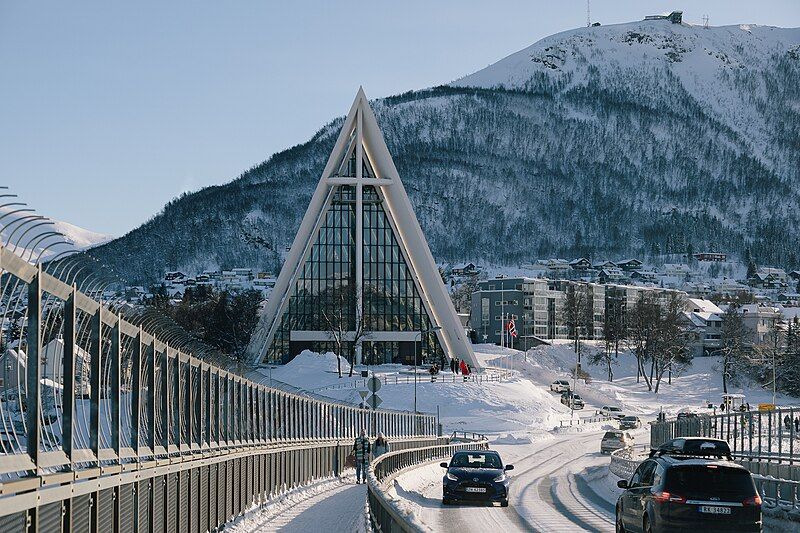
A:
367,376,382,393
358,390,369,400
369,394,383,409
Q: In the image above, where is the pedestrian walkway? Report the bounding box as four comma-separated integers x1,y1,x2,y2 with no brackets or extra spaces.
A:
226,476,367,532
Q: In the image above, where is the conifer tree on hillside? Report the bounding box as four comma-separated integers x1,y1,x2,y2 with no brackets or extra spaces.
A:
718,303,749,395
780,317,800,396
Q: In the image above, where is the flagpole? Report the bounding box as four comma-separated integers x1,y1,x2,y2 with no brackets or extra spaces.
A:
500,289,505,350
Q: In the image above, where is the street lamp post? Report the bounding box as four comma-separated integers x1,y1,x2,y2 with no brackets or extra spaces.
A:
415,325,442,413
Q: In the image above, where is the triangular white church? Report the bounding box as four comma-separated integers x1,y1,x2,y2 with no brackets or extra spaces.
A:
247,89,478,368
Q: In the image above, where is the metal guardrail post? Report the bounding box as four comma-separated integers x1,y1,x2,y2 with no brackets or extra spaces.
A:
131,327,142,454
89,304,101,462
110,319,121,458
62,285,77,468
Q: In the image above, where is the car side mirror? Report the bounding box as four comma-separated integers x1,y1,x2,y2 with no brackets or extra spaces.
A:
504,464,514,471
440,462,448,468
617,480,628,489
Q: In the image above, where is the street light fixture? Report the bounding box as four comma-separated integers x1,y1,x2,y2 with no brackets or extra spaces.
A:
414,325,442,413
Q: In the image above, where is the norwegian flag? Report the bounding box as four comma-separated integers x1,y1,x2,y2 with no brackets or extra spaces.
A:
506,317,518,338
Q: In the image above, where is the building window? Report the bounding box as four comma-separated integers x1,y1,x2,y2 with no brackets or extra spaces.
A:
267,184,445,364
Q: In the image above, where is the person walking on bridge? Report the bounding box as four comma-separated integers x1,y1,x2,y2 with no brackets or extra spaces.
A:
374,432,390,458
353,428,371,484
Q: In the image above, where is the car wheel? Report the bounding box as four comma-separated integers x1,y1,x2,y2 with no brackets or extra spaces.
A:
643,514,653,533
501,499,509,507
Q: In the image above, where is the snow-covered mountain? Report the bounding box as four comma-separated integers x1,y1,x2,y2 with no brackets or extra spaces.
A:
86,19,800,283
0,205,112,262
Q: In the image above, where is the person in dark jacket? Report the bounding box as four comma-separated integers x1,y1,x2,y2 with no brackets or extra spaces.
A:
449,358,456,374
353,428,371,484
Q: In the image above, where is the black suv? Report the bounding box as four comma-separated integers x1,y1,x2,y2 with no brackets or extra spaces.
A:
615,438,761,533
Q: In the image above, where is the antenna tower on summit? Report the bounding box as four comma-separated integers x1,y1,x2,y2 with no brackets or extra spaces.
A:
703,14,709,29
587,0,591,27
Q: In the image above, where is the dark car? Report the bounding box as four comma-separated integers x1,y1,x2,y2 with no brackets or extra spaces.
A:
561,391,585,409
440,450,514,507
616,438,761,533
620,416,642,430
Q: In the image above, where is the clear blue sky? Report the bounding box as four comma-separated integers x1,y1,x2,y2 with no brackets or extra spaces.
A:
2,1,798,236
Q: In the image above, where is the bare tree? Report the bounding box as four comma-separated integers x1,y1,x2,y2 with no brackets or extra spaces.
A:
318,282,372,378
625,292,660,389
651,293,692,393
600,294,626,382
562,283,590,353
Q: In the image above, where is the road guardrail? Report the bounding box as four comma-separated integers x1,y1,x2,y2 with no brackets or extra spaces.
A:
367,433,489,532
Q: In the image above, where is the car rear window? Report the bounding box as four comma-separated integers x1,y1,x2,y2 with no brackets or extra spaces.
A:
450,453,502,469
664,465,756,497
603,431,622,439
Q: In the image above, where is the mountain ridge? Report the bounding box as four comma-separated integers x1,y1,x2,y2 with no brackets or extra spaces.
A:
85,19,800,283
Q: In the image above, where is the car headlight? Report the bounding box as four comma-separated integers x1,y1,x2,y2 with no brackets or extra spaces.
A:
446,472,459,481
493,473,507,482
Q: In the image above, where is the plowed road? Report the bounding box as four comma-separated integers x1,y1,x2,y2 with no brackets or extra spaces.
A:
386,431,618,532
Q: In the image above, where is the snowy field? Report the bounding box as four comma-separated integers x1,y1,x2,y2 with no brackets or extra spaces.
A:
260,342,795,438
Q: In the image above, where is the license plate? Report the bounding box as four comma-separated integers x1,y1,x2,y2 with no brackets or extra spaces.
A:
465,487,486,493
699,506,731,515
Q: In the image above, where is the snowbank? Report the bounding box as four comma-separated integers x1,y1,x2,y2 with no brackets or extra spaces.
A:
257,350,354,389
492,434,533,445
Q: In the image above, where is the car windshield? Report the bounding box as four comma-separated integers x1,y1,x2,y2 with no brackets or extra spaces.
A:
450,453,502,469
623,416,636,421
665,465,756,497
609,407,622,412
603,432,622,439
573,395,582,400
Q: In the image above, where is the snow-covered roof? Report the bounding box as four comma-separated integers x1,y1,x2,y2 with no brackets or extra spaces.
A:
569,257,590,265
686,298,722,314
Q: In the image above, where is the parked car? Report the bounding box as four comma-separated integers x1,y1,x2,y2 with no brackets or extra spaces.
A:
601,405,626,419
620,416,642,429
676,411,699,420
441,450,514,507
600,430,634,454
560,391,585,409
616,438,760,532
550,380,571,393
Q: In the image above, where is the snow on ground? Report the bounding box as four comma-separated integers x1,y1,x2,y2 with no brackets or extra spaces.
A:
382,432,630,532
258,342,797,438
520,340,797,421
260,350,354,389
257,348,575,437
224,473,367,533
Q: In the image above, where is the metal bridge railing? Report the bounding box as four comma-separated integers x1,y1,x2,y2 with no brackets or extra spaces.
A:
366,433,489,532
609,445,649,480
651,408,800,464
0,244,439,532
312,370,509,392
